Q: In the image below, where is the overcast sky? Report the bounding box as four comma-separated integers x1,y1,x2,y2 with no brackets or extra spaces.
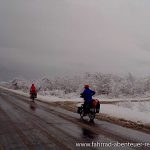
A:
0,0,150,81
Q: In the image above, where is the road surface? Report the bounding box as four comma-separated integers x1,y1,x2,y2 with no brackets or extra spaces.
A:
0,88,150,150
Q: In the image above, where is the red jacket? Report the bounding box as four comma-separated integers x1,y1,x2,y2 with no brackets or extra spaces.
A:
30,84,37,94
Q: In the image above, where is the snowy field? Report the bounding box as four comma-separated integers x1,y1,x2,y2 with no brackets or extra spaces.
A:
0,86,150,125
100,102,150,124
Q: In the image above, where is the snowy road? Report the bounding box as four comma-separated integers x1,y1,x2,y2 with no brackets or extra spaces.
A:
0,88,150,150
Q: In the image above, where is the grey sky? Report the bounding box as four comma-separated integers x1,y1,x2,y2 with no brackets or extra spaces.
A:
0,0,150,80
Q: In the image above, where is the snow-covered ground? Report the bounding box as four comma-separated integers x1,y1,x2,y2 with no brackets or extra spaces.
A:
0,86,150,125
0,86,83,102
100,103,150,124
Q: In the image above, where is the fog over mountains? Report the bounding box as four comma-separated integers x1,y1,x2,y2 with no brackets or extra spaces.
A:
1,0,150,80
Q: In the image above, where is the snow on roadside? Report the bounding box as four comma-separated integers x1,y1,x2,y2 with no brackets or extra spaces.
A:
37,95,82,103
97,96,150,102
1,86,150,125
2,85,148,103
100,104,150,124
0,86,28,97
0,86,83,102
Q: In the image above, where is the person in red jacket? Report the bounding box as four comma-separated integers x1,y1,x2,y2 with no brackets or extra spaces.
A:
30,84,37,98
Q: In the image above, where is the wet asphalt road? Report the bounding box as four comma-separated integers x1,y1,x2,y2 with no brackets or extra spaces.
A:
0,88,150,150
